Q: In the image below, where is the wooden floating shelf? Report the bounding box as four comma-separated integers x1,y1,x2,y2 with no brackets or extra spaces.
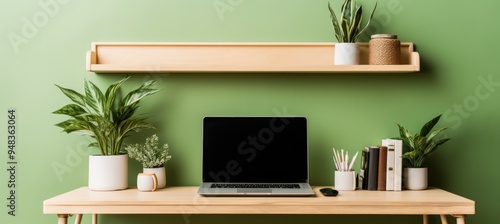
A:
86,42,420,73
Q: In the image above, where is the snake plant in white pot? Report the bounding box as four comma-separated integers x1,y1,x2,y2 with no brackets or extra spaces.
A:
328,0,377,65
53,77,159,191
397,114,451,190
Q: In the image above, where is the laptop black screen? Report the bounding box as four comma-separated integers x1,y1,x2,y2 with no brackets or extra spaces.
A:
202,117,308,183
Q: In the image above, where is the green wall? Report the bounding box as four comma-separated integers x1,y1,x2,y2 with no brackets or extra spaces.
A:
1,0,498,223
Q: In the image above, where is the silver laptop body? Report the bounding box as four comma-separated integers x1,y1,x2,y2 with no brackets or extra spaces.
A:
197,116,314,196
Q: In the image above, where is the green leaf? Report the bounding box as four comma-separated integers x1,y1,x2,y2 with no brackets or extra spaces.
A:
342,0,352,24
425,127,448,143
112,118,155,155
402,150,424,167
425,138,451,156
328,2,343,42
114,105,138,124
71,129,96,136
105,77,128,111
435,138,451,146
402,150,418,160
123,88,160,107
55,85,86,106
414,135,426,152
138,79,157,90
84,80,105,115
340,18,350,42
55,119,92,135
53,104,87,117
423,141,438,156
398,124,414,149
349,5,363,42
117,118,155,138
354,2,377,42
420,114,442,136
349,0,355,26
413,156,425,168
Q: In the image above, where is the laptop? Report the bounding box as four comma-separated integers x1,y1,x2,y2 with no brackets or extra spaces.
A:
197,116,314,196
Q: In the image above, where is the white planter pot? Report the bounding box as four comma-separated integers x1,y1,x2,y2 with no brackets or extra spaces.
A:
88,154,128,191
403,167,428,190
334,43,359,65
143,167,166,189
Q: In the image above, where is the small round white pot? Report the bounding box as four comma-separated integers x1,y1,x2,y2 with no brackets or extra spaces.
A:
334,43,359,65
404,167,428,190
143,167,166,189
88,154,128,191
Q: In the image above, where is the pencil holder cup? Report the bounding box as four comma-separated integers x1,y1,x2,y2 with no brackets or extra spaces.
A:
335,171,356,191
137,173,158,192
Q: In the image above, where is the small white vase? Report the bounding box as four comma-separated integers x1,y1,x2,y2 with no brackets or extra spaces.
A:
143,167,166,189
404,167,428,190
88,154,128,191
334,43,359,65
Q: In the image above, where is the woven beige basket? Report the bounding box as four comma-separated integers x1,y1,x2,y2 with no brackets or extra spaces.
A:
369,34,400,65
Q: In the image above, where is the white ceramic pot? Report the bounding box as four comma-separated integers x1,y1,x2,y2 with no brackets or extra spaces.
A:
88,154,128,191
334,43,359,65
404,167,428,190
143,167,166,189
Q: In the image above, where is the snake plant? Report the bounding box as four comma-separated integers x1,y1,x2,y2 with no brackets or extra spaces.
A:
397,115,451,168
53,77,160,155
328,0,377,43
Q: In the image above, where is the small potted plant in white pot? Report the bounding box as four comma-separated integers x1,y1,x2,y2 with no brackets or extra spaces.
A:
53,77,159,191
397,114,451,190
126,134,172,189
328,0,377,65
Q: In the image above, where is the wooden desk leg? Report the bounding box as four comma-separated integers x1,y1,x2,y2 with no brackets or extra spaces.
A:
439,214,466,224
92,214,98,224
57,214,68,224
440,215,449,224
74,214,83,224
423,214,428,224
453,215,466,224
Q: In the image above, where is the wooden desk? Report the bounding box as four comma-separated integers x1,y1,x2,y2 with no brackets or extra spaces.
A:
43,186,475,224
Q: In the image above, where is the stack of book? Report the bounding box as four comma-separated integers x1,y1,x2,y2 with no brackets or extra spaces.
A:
358,139,403,191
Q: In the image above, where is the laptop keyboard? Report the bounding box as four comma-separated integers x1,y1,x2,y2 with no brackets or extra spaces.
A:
210,183,300,189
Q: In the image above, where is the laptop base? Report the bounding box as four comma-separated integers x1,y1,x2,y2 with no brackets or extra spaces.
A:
197,183,315,196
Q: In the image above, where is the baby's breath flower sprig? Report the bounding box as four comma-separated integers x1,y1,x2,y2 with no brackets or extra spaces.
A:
125,134,171,168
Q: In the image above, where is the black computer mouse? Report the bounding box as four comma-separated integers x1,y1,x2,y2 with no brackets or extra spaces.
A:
319,188,339,196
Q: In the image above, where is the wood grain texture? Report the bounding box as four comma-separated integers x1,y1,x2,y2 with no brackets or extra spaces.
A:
43,186,474,215
86,42,420,73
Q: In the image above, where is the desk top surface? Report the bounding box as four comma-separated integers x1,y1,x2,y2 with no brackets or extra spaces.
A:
43,186,475,215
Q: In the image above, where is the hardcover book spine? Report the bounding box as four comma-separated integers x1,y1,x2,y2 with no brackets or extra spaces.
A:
383,139,395,191
377,146,388,191
367,146,379,191
359,147,370,190
393,139,403,191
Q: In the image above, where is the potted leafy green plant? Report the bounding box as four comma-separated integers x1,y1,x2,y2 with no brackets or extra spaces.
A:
53,77,159,191
328,0,377,65
126,134,171,189
397,114,451,190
